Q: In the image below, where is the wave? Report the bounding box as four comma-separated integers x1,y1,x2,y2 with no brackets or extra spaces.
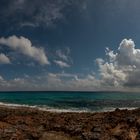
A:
0,102,138,113
0,102,90,112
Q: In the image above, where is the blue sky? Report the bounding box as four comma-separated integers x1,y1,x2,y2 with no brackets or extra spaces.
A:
0,0,140,91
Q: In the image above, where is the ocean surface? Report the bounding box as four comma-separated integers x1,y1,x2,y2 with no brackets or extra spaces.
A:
0,91,140,112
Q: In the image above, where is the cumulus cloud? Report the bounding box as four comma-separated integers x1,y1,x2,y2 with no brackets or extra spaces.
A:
96,38,140,88
0,53,10,64
96,59,127,87
54,60,70,68
1,38,140,91
0,35,49,65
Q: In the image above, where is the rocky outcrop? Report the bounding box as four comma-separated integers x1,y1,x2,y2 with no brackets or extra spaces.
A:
0,106,140,139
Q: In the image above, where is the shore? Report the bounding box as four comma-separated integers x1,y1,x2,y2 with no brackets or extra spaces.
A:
0,106,139,140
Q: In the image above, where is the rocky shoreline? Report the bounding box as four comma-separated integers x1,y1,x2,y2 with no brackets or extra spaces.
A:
0,106,140,140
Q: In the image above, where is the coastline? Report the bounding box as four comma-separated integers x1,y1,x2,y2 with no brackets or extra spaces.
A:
0,101,137,113
0,105,139,139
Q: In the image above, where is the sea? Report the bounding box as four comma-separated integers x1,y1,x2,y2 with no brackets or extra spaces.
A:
0,91,139,112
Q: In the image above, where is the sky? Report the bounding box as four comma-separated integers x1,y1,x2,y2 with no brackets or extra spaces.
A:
0,0,140,91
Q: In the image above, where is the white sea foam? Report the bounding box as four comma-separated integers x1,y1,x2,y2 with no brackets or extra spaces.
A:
0,102,38,108
0,102,138,113
0,102,90,112
99,107,138,112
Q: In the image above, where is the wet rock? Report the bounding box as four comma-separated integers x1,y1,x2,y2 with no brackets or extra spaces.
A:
115,108,120,112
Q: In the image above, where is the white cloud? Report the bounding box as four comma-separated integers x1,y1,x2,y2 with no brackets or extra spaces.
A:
45,72,100,91
56,48,70,61
0,76,4,81
0,71,100,91
97,61,127,87
0,35,49,65
54,60,70,68
96,38,140,88
54,72,78,79
117,39,140,67
0,53,10,64
55,48,72,68
19,22,37,28
56,50,68,61
1,38,140,91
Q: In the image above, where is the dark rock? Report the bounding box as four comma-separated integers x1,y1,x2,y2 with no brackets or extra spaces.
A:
82,132,101,140
53,124,62,131
126,116,136,125
115,108,120,112
92,126,102,132
136,133,140,140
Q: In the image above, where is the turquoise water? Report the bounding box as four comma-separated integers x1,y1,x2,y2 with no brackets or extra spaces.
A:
0,91,140,112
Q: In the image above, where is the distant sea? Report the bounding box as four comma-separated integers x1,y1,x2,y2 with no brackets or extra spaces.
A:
0,91,139,112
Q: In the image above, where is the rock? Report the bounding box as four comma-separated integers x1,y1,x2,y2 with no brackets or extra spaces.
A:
38,125,45,131
82,132,101,140
126,116,136,125
4,127,16,133
53,124,63,132
136,119,140,131
92,126,102,132
136,133,140,140
0,105,140,139
67,125,82,132
40,132,74,140
115,108,120,112
110,137,118,140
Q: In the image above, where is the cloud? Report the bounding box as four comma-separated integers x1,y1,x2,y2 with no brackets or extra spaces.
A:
1,38,140,91
44,72,100,91
0,0,87,28
0,35,49,65
0,53,10,64
55,48,72,68
54,60,70,68
56,49,69,61
117,39,140,67
21,39,140,90
19,22,37,28
96,59,127,87
53,72,78,79
96,38,140,88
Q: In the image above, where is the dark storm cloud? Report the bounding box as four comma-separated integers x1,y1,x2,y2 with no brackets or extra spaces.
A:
0,0,87,28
